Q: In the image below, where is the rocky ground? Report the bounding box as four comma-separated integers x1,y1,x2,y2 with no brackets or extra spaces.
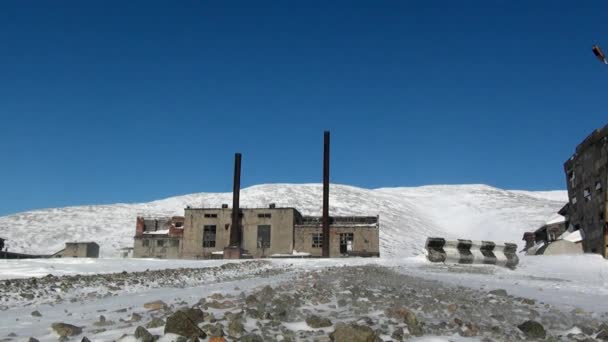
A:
0,261,286,308
2,264,608,341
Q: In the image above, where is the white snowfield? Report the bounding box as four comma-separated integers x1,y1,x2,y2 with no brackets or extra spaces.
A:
0,183,567,257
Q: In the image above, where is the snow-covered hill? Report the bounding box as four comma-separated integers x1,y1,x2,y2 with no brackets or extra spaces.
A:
0,184,567,257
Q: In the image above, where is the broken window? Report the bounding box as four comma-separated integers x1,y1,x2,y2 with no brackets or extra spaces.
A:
142,239,149,247
257,213,272,218
312,233,323,248
203,225,216,248
257,225,271,249
596,181,603,193
339,233,354,254
584,188,591,201
568,171,575,186
156,240,164,247
571,196,578,205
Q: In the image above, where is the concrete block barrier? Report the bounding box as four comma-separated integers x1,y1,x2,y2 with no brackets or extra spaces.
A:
425,237,519,269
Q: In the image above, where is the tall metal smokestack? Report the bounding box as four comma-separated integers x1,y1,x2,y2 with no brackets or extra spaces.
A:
230,153,242,247
322,131,330,257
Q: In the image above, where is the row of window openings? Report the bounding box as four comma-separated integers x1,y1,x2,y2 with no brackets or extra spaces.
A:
202,225,271,248
142,239,179,247
312,233,354,253
200,228,356,251
570,181,603,204
202,213,272,219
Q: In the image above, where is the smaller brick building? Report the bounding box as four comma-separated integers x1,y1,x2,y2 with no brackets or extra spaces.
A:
133,216,184,259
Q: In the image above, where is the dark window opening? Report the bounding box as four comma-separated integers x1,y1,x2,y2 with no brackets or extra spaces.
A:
142,239,149,247
257,225,271,249
340,233,354,254
257,213,272,218
312,233,323,248
204,213,218,218
600,211,606,221
203,225,216,248
568,171,575,186
175,222,183,227
170,240,179,247
156,240,164,247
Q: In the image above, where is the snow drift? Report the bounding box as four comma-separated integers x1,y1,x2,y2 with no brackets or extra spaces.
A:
0,184,566,257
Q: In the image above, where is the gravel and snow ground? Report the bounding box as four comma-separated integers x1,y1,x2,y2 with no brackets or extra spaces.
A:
1,255,608,341
3,184,601,341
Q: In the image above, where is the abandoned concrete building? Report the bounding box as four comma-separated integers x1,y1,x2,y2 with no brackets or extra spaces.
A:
52,242,100,258
132,131,381,260
563,124,608,257
133,216,184,258
133,207,380,259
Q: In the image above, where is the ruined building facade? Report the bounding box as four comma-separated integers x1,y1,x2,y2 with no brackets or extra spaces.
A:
563,124,608,257
133,216,185,258
133,206,380,259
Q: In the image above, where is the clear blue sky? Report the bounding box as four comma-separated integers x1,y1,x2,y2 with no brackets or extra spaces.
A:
1,1,607,216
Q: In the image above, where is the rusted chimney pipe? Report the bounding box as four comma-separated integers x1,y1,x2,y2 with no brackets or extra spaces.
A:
322,131,330,257
230,153,242,246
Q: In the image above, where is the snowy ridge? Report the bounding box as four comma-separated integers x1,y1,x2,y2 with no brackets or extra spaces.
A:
0,184,567,257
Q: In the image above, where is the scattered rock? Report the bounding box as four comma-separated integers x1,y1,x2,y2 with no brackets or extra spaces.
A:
31,311,42,317
81,337,91,342
20,293,34,300
28,338,39,342
228,319,245,337
93,315,115,327
180,308,205,323
522,298,536,305
164,311,207,339
517,320,546,339
146,318,165,329
144,300,167,311
241,334,264,342
51,323,83,337
330,323,377,342
134,326,154,342
305,315,333,328
130,313,142,322
489,289,508,297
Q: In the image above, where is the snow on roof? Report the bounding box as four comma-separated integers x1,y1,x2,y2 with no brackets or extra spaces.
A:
143,229,170,235
563,230,583,243
270,250,311,257
545,214,566,225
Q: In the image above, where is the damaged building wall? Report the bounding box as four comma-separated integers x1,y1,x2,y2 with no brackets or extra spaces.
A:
564,124,608,257
294,216,380,257
181,207,296,259
54,242,100,258
133,216,184,259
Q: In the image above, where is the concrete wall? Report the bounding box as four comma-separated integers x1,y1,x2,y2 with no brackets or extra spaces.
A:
564,124,608,257
182,207,296,259
133,237,181,259
294,225,380,257
57,243,100,258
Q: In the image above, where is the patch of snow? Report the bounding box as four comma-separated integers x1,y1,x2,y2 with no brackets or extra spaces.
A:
0,183,566,257
545,214,566,225
143,229,170,235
